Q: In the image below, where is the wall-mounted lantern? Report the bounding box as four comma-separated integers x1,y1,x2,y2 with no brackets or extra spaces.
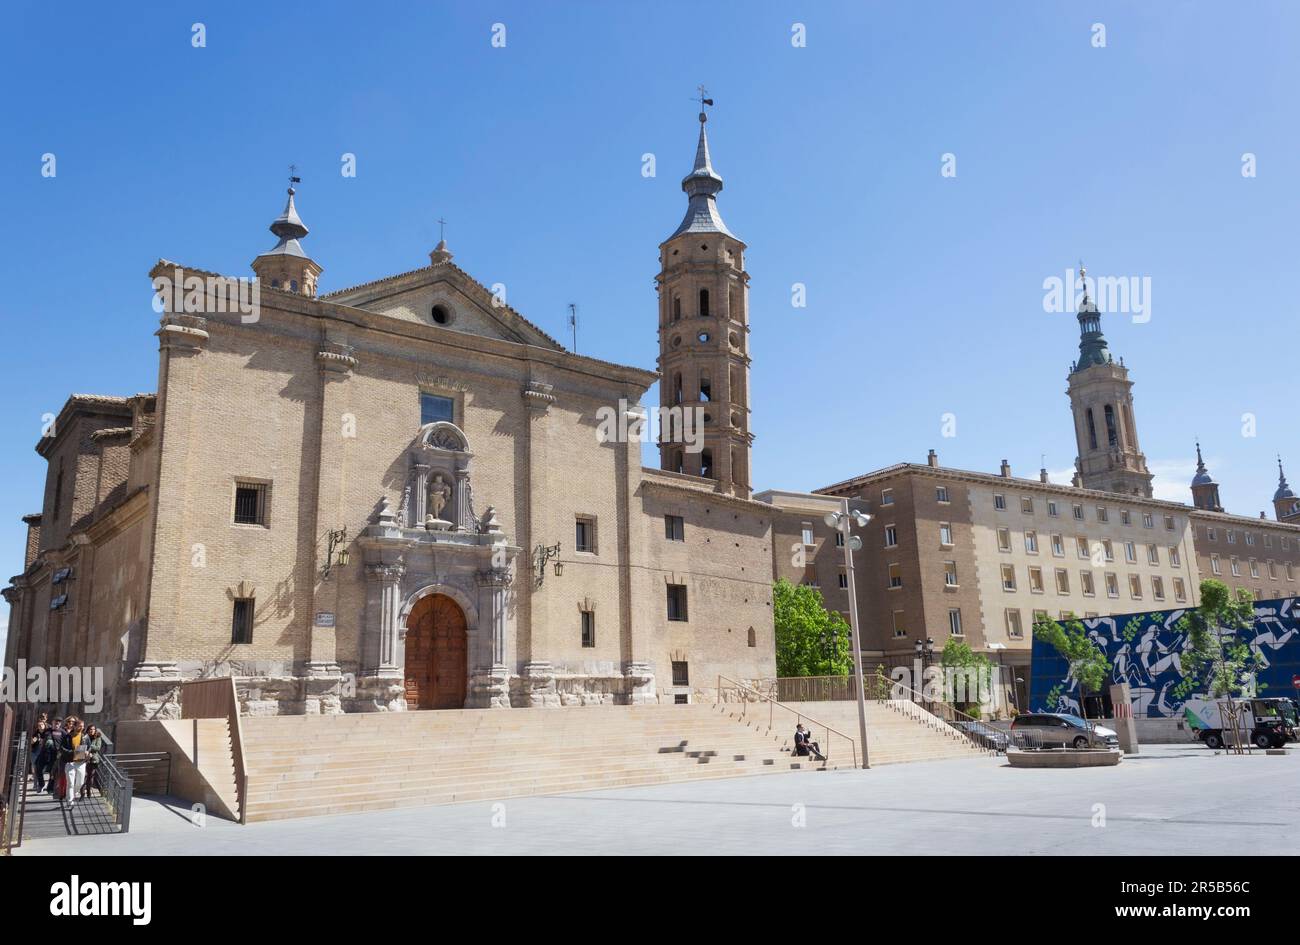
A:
534,542,561,587
322,527,349,579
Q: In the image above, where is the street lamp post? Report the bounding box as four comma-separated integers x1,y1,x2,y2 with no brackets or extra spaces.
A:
826,498,873,769
915,636,935,713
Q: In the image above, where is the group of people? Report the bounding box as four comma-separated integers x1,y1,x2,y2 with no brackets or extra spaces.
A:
28,714,113,809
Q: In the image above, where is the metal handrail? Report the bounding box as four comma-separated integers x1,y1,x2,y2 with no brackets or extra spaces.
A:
860,672,1036,753
95,753,135,834
716,674,858,768
107,751,172,796
2,733,30,850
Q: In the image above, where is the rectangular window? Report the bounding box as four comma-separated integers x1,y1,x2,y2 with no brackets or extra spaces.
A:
1264,535,1273,548
1055,568,1070,594
888,563,903,589
233,481,269,526
1105,573,1120,598
1143,513,1154,528
1001,564,1017,591
664,514,685,541
580,610,595,647
1024,530,1039,553
1005,609,1023,639
1152,576,1165,601
1129,574,1143,599
1047,500,1059,518
939,522,954,546
1072,504,1084,520
997,527,1012,552
666,584,688,621
884,525,898,548
1120,509,1131,525
1230,557,1241,577
1076,536,1090,559
1227,530,1236,544
1124,541,1137,563
1169,546,1180,567
801,525,815,546
948,608,963,636
1207,527,1217,541
1080,570,1095,596
1147,544,1159,565
892,610,906,637
1164,515,1175,531
1286,562,1294,581
1211,554,1221,575
231,598,254,644
880,488,894,506
1173,577,1187,602
943,560,958,586
936,486,950,503
835,531,844,547
420,392,455,426
1096,506,1108,523
1051,534,1065,556
1103,540,1114,562
838,572,848,589
671,661,689,686
1021,497,1034,514
1249,559,1259,579
994,493,1006,511
1028,566,1044,593
575,516,597,553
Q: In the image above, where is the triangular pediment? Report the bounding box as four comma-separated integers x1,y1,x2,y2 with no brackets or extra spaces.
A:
322,262,564,350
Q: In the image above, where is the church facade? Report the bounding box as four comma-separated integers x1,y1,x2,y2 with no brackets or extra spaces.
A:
4,114,778,720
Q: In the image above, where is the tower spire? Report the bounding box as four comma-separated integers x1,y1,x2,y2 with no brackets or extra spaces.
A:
251,171,322,296
1190,440,1222,511
1072,261,1109,373
1275,455,1294,500
666,91,734,241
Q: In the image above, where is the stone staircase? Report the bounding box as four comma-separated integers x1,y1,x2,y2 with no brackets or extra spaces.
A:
764,700,987,765
240,704,824,822
238,699,985,823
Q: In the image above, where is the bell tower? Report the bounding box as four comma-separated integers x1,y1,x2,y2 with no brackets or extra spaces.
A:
1066,266,1153,497
656,99,752,497
251,173,322,297
1273,457,1299,523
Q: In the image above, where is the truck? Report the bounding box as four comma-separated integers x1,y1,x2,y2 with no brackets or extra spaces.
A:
1182,696,1292,750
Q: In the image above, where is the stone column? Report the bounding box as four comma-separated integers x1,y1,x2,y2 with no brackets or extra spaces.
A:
412,462,431,525
455,464,472,531
470,568,512,708
521,379,558,705
358,561,406,712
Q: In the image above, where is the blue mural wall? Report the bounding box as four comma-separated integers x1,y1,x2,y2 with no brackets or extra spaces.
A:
1029,597,1300,717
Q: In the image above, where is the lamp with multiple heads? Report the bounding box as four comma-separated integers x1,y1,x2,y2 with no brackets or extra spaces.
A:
825,502,873,768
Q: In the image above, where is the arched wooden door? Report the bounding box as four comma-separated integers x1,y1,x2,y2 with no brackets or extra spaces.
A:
404,593,468,710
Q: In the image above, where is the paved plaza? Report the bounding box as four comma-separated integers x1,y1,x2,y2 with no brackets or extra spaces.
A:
14,744,1296,856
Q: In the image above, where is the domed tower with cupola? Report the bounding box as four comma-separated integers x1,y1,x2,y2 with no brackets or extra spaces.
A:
1190,442,1223,512
656,100,752,498
1066,265,1153,497
1273,457,1299,523
251,177,322,297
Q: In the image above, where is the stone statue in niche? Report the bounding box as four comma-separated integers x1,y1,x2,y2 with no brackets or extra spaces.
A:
425,473,453,531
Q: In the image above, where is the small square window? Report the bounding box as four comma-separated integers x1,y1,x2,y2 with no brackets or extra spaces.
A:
231,598,255,644
420,392,455,426
233,482,269,526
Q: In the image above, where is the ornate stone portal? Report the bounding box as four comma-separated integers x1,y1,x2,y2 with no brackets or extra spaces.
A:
352,422,519,711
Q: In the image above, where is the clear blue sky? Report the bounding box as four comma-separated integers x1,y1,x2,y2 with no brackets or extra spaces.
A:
2,1,1298,603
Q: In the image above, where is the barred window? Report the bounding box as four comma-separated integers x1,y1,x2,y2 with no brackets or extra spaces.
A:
233,482,268,526
231,598,254,644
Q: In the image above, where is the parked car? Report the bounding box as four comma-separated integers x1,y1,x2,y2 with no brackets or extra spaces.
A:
951,721,1009,751
1010,713,1119,749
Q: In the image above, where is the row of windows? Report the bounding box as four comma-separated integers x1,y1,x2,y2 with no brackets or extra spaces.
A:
996,564,1187,602
1208,555,1296,581
1203,526,1292,551
992,491,1179,529
993,528,1183,567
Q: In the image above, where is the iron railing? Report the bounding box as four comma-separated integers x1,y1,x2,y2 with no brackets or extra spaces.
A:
108,751,172,796
2,733,30,850
717,674,859,768
95,753,134,834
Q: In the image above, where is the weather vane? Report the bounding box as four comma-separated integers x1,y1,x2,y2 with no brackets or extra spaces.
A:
288,163,301,187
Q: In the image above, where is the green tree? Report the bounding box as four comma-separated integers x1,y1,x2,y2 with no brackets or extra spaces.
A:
1032,615,1111,715
773,578,853,677
1173,579,1264,702
938,638,992,717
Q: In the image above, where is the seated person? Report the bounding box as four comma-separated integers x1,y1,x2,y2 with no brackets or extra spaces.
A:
794,723,826,761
